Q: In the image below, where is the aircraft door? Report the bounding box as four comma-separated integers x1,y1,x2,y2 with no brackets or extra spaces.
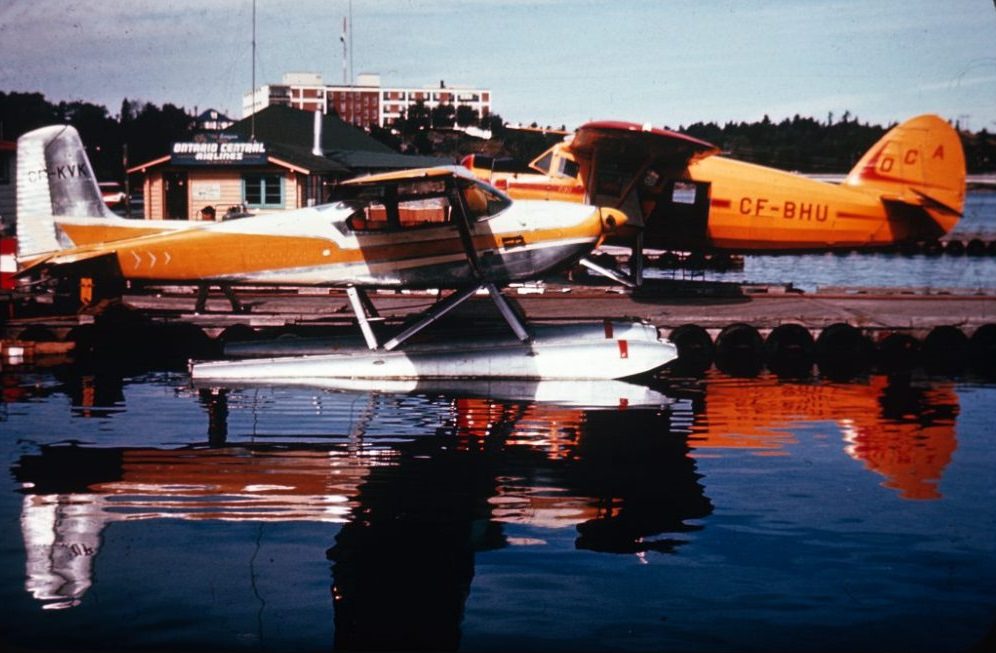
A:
164,171,189,220
644,179,711,250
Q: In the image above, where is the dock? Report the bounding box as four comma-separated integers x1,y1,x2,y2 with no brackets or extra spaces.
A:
3,280,994,377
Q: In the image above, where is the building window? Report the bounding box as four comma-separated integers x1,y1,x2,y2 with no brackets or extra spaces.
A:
243,173,283,208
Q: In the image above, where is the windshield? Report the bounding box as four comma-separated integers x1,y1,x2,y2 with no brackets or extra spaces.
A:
459,179,511,221
529,147,579,180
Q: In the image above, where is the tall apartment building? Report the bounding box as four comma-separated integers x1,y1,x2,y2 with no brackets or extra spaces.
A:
243,73,491,129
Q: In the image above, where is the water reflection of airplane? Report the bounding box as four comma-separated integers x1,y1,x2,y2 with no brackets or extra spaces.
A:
15,125,675,381
12,378,709,635
683,372,959,500
464,114,966,283
196,373,673,410
8,367,962,646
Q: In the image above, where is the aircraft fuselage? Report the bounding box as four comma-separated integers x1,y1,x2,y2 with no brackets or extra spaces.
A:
467,114,965,253
32,198,614,289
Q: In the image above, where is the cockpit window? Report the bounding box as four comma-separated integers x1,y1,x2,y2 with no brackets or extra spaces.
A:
397,196,451,228
346,201,390,231
459,179,511,221
334,175,509,232
558,158,580,179
531,151,553,174
338,178,454,232
531,149,580,180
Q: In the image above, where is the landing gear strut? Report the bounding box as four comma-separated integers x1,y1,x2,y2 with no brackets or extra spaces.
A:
347,283,532,352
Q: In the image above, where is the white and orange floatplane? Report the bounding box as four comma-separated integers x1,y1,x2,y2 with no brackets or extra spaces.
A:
14,125,676,382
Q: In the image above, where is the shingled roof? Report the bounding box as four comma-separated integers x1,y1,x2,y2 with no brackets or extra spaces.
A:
227,105,394,154
129,105,446,175
226,105,445,171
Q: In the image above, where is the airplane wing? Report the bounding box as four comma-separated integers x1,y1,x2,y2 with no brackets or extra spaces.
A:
565,122,719,230
568,121,719,168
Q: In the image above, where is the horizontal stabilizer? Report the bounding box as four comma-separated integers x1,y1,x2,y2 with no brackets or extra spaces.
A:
16,249,119,279
908,188,963,218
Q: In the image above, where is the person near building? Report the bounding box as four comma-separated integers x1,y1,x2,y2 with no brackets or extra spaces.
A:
193,206,245,313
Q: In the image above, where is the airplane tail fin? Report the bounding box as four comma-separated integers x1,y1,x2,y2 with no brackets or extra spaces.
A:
845,114,965,237
16,125,117,260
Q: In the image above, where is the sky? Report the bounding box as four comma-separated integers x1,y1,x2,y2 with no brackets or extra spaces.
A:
1,0,994,132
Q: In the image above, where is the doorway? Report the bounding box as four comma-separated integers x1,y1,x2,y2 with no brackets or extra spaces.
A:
645,179,711,250
164,171,189,220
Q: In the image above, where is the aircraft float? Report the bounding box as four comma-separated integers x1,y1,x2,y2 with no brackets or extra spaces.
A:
14,125,677,382
463,114,966,283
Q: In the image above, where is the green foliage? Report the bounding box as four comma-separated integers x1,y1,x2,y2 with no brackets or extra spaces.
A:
499,128,562,163
678,113,993,174
430,103,455,129
0,91,60,137
120,101,194,168
395,100,431,136
455,105,478,128
963,128,995,173
0,91,194,181
367,124,402,151
3,91,993,176
681,114,888,172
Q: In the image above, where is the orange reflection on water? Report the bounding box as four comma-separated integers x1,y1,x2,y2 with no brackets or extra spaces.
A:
688,372,958,500
454,398,584,461
93,447,371,520
454,397,597,528
841,378,959,500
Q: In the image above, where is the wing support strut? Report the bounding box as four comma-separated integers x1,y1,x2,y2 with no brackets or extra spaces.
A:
631,232,645,287
346,285,383,350
350,283,532,352
486,283,530,342
383,285,478,351
579,258,637,288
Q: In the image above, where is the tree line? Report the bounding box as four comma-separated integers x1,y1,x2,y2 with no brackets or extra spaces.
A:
680,113,994,174
1,92,194,182
2,91,993,182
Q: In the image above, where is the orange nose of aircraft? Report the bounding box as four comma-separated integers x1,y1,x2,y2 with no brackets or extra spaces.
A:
597,207,628,234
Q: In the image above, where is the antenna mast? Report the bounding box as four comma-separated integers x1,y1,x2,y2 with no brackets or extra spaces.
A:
349,0,354,85
341,14,347,85
251,0,257,140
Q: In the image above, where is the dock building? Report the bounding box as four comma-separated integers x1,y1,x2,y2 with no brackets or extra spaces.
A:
127,105,443,221
243,72,492,129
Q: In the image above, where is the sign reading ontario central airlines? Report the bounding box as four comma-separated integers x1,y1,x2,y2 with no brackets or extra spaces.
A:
171,142,267,165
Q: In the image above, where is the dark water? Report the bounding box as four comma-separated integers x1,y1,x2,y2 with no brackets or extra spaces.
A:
2,361,994,652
